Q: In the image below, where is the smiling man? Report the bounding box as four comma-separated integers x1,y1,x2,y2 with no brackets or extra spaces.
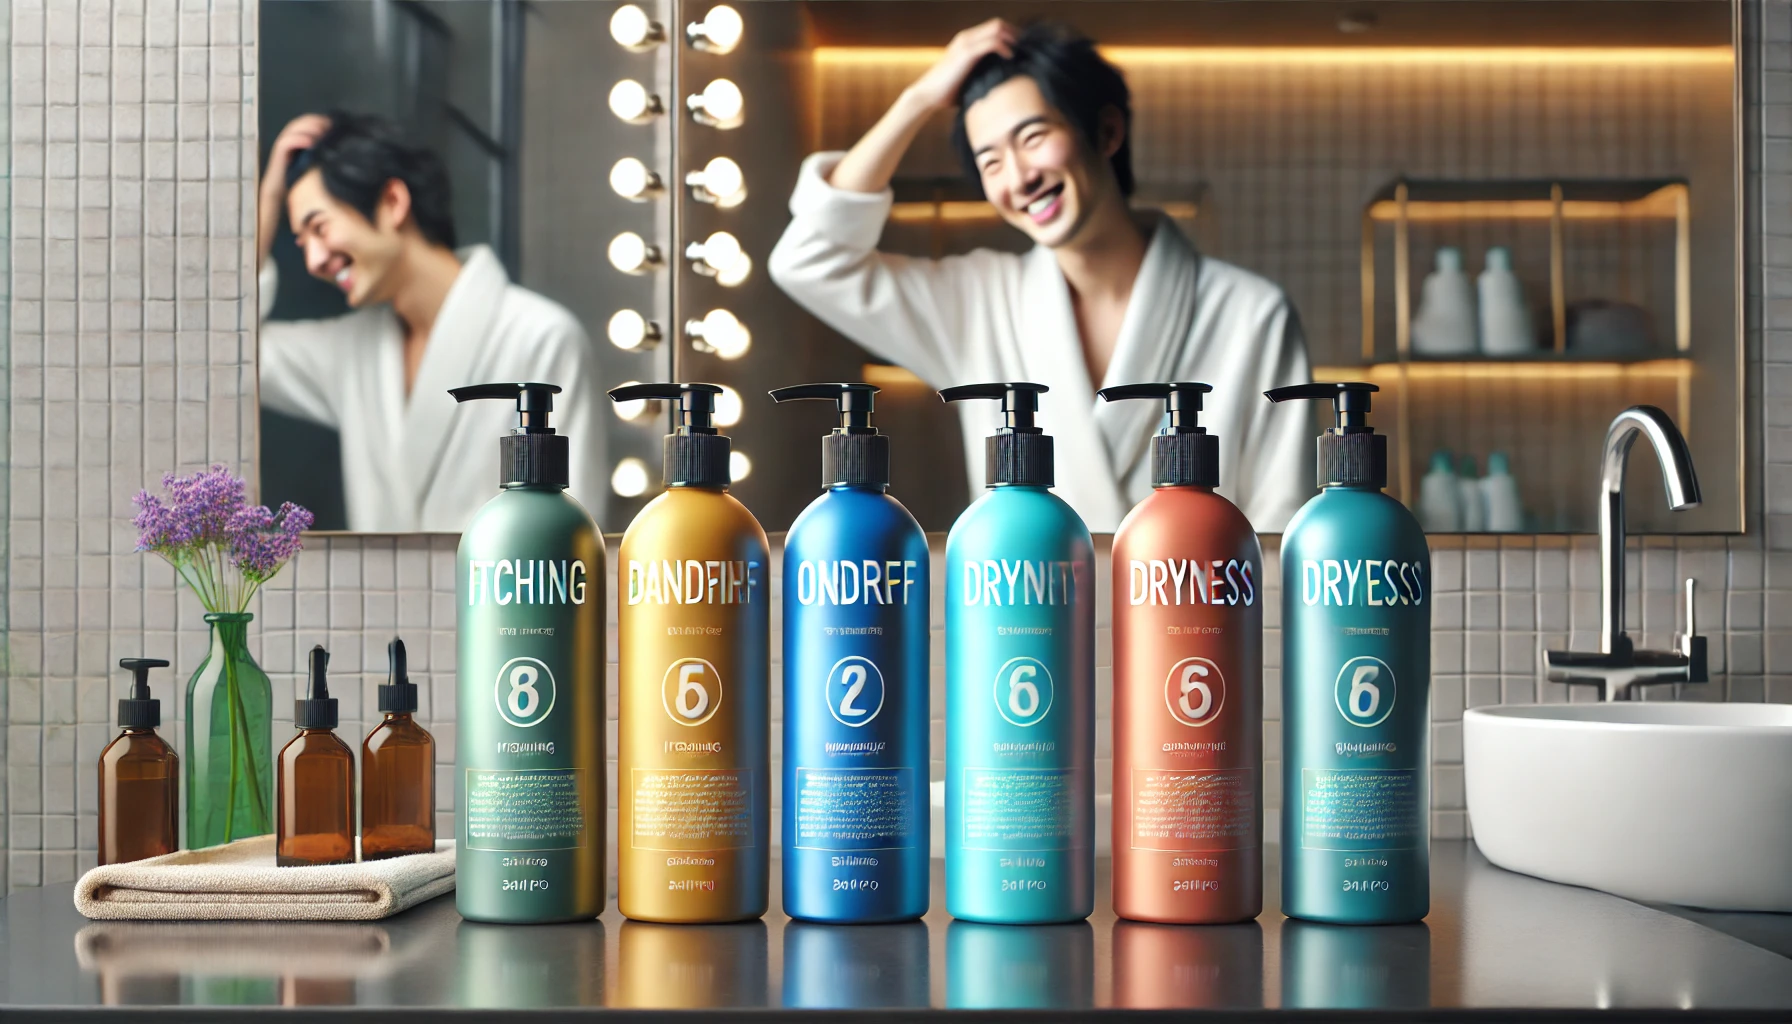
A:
770,21,1313,532
256,111,605,532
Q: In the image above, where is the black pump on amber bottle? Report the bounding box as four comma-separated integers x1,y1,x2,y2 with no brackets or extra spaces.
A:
608,382,733,488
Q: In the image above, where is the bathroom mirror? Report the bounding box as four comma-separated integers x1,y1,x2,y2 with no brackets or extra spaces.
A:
255,0,1743,537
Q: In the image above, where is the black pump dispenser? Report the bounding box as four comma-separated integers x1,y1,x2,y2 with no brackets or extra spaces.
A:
769,383,889,490
295,645,339,730
449,382,569,489
1097,382,1220,488
607,382,732,489
117,657,168,729
1265,382,1387,489
940,382,1054,488
379,637,418,714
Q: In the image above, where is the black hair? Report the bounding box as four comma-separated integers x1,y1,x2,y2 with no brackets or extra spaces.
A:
284,111,457,249
950,23,1134,198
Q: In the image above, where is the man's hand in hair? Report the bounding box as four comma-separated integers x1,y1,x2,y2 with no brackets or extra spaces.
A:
905,19,1018,113
257,113,332,265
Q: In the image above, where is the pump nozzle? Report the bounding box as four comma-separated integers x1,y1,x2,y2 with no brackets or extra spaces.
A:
608,382,732,489
1265,381,1386,489
296,645,339,730
940,381,1053,487
1098,382,1219,487
380,637,418,714
449,381,570,489
117,657,169,729
770,383,888,489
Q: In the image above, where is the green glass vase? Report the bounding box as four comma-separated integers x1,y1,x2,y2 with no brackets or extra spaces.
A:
185,612,274,848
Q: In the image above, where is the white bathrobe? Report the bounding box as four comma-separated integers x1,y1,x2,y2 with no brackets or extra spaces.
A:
769,152,1314,534
258,245,607,533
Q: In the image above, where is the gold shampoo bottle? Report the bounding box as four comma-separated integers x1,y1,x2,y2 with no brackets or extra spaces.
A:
609,382,770,922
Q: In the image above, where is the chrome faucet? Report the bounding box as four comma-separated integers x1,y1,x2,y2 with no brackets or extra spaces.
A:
1544,406,1708,700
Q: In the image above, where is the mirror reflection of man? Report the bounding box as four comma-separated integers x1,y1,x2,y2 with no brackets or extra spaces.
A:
771,21,1312,532
257,112,605,532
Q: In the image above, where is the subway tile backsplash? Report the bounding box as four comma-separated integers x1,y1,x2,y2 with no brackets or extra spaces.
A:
4,0,1791,891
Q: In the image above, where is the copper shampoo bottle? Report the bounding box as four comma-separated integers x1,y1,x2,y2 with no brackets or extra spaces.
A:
1100,383,1263,923
361,638,435,859
98,657,179,865
278,646,356,867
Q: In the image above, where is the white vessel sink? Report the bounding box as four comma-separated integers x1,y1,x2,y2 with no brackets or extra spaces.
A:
1465,702,1792,912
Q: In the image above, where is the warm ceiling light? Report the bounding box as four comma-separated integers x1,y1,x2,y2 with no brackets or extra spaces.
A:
608,79,663,123
608,232,662,274
686,308,751,360
686,5,743,54
729,450,752,483
609,157,663,200
687,156,746,208
606,309,662,350
713,384,744,428
611,381,660,422
611,457,652,497
686,231,744,277
687,78,744,129
610,4,665,50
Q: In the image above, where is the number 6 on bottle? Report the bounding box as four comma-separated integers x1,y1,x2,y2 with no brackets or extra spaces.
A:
662,657,723,726
993,656,1054,727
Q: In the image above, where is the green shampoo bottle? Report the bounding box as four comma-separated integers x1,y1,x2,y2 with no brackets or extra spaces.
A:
451,382,606,923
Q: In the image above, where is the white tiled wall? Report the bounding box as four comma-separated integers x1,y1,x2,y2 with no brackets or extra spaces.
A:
3,0,1788,891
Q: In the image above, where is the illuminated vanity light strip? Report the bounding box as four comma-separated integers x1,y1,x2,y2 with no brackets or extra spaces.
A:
1368,197,1684,223
814,46,1734,68
1315,359,1693,382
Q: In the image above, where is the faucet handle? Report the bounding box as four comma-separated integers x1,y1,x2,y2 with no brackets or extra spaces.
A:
1677,578,1709,683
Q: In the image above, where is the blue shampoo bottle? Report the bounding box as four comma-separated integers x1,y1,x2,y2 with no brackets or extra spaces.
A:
772,383,930,922
1266,383,1431,923
939,382,1095,924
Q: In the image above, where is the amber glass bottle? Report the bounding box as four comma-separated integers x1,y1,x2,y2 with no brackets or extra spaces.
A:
278,646,355,867
361,637,435,860
99,657,179,865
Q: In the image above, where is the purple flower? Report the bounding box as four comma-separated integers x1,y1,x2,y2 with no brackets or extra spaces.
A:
228,501,313,583
132,465,312,610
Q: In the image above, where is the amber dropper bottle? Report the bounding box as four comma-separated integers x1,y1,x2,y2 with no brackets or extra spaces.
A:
278,645,356,867
98,657,179,865
361,637,436,860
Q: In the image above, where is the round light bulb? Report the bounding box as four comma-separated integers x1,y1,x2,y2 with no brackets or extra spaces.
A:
688,308,751,360
713,384,743,427
716,252,753,288
609,157,661,201
610,4,664,50
689,156,746,207
608,232,660,274
688,230,743,276
606,309,661,350
687,5,743,54
611,457,652,498
608,79,662,123
611,381,659,422
729,450,752,483
688,78,744,129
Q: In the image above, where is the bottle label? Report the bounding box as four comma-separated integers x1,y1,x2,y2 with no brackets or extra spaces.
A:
464,559,589,606
793,767,917,851
494,657,557,728
1300,559,1426,607
1127,558,1256,607
1163,656,1226,728
960,766,1079,851
1128,767,1255,851
626,559,761,605
662,658,724,727
464,768,589,851
992,656,1054,727
826,655,885,727
1334,656,1396,728
1299,768,1422,851
630,768,756,851
960,560,1078,606
795,559,919,606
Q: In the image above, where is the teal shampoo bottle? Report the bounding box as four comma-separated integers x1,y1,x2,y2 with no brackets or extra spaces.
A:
940,382,1095,924
451,382,606,923
1266,382,1430,924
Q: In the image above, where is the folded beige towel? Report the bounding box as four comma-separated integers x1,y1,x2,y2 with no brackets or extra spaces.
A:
74,835,455,922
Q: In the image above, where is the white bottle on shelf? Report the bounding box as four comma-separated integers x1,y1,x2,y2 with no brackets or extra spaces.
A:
1478,246,1536,357
1417,449,1464,532
1411,246,1479,356
1457,453,1487,532
1480,451,1526,532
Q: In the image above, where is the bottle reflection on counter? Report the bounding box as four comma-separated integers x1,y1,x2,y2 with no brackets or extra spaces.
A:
783,921,929,1009
946,920,1093,1010
456,921,605,1008
618,920,768,1008
1280,919,1432,1009
1113,920,1265,1009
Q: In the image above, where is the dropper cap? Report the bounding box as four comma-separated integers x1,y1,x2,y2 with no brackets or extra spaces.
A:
1097,382,1219,487
768,383,889,490
448,382,569,489
117,657,168,729
1265,382,1388,489
379,637,418,714
940,382,1053,487
295,645,339,730
608,382,731,489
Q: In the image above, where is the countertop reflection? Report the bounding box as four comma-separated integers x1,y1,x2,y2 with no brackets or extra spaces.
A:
5,842,1792,1020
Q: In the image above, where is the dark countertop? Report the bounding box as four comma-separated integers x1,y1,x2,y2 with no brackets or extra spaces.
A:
5,842,1792,1021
